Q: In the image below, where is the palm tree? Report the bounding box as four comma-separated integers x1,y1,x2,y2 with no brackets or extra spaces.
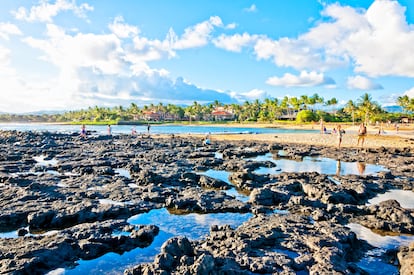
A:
356,93,381,125
397,95,410,114
343,100,356,125
326,97,338,114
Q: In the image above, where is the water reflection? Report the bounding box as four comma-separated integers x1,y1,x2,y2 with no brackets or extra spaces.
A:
198,170,249,202
347,223,414,249
64,208,252,274
251,153,386,176
357,162,366,175
367,190,414,209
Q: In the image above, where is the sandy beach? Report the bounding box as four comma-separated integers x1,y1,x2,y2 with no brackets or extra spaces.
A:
175,123,414,149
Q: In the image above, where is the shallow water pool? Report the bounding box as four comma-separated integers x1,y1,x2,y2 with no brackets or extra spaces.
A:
251,153,387,176
367,189,414,209
62,208,252,274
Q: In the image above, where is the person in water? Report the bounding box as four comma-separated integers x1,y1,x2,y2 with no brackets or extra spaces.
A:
80,124,87,138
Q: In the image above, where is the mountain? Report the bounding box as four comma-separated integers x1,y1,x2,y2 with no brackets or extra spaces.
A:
383,105,403,113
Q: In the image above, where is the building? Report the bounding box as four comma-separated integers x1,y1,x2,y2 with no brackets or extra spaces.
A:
211,107,234,121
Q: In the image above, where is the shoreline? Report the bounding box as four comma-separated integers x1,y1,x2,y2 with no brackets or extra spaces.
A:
1,121,413,149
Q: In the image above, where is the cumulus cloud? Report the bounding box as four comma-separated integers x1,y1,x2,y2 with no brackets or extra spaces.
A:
266,71,335,87
12,0,93,22
13,16,236,112
347,75,383,90
213,33,259,52
24,24,124,75
170,16,223,49
0,22,22,40
404,87,414,98
77,70,235,106
109,16,139,39
242,1,414,77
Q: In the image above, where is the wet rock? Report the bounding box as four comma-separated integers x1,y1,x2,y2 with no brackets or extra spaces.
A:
398,242,414,275
353,199,414,234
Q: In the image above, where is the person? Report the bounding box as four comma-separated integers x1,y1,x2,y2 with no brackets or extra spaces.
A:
337,124,344,148
131,126,137,135
320,118,324,134
80,124,87,138
147,124,151,135
357,123,367,147
204,133,211,145
357,161,366,175
107,124,112,136
336,160,341,176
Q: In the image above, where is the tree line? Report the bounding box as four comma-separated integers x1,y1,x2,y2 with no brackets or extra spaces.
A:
0,93,413,124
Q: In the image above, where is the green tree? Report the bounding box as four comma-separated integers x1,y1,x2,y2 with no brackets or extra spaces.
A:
356,93,382,124
296,110,318,123
343,100,356,125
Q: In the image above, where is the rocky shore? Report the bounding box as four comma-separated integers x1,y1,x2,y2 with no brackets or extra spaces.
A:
0,130,413,274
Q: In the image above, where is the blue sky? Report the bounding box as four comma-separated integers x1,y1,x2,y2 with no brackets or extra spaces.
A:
0,0,414,113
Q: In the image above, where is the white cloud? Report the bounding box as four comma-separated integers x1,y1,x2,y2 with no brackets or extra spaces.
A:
248,1,414,77
12,0,93,22
244,4,257,13
347,75,383,90
404,87,414,98
241,89,267,101
0,22,22,40
9,16,235,112
24,24,124,75
171,16,223,49
266,70,335,87
109,16,139,38
213,33,259,52
226,23,237,30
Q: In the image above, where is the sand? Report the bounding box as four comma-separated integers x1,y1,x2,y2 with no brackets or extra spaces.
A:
172,123,414,149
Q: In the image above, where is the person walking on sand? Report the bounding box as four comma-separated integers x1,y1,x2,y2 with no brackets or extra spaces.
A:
357,123,367,147
337,124,344,148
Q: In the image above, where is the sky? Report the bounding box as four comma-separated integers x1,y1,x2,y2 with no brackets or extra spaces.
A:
1,0,414,113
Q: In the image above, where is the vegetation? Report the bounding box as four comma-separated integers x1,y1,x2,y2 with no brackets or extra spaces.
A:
1,93,413,125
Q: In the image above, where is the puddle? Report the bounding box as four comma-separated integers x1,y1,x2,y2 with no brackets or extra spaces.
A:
115,168,131,179
198,170,249,202
367,190,414,209
99,199,133,206
64,208,252,274
250,153,387,176
347,223,414,250
33,155,58,166
214,152,223,159
0,227,59,239
347,223,412,274
356,248,398,275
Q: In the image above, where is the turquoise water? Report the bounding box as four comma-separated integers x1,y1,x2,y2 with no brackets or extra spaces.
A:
0,123,316,135
61,208,252,274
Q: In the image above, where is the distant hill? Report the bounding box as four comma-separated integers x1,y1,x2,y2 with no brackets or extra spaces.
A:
383,105,403,113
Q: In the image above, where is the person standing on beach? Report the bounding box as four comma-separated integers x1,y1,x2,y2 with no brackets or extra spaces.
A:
337,124,344,148
357,123,367,147
320,118,324,134
147,124,151,136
